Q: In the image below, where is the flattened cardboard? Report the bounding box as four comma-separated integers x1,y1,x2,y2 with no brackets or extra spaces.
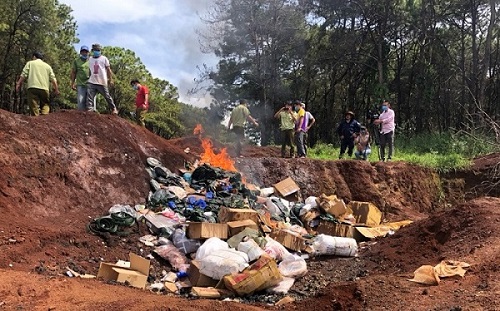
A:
188,260,219,288
227,219,259,236
218,207,260,224
346,201,382,227
269,230,308,252
273,177,300,197
187,222,228,239
97,252,150,289
191,287,233,299
317,220,413,241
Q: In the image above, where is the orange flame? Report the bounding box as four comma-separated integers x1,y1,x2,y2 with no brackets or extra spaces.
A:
200,138,237,172
193,124,203,135
195,124,236,171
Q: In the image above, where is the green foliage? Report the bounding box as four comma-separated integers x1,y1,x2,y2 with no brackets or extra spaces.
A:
307,132,484,172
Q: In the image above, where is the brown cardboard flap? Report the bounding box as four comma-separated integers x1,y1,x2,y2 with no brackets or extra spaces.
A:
273,177,300,197
96,253,151,289
188,260,219,288
187,222,228,239
346,201,382,227
269,230,308,252
218,207,260,224
227,219,259,236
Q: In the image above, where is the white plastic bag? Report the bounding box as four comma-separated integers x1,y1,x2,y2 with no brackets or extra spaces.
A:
311,234,358,257
263,236,290,261
304,196,318,208
278,254,308,278
194,237,229,261
237,239,265,262
171,228,201,254
199,249,249,280
266,277,295,294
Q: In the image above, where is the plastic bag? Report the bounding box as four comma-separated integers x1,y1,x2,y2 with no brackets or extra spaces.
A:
304,196,318,208
311,234,358,257
278,254,308,278
199,249,249,280
195,237,230,261
171,228,201,254
108,204,136,218
266,277,295,294
237,239,265,262
263,236,290,261
154,240,190,272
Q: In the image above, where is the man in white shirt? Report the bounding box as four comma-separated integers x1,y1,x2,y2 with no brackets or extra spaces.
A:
373,100,395,161
86,43,118,114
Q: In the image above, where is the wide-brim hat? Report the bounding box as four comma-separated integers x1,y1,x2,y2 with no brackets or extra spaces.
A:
345,111,355,117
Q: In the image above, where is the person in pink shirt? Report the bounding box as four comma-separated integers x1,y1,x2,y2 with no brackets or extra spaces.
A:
373,100,395,161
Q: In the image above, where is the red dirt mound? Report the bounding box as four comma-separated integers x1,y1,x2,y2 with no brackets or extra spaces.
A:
0,109,498,311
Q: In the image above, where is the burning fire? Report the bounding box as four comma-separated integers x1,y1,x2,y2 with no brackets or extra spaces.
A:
194,124,237,172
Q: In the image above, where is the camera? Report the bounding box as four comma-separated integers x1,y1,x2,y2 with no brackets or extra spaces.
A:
366,108,380,124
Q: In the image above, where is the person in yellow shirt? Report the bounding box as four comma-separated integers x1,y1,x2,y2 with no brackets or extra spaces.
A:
227,99,259,157
293,100,307,158
16,51,59,116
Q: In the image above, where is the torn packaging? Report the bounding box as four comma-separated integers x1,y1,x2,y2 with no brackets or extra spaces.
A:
97,253,150,289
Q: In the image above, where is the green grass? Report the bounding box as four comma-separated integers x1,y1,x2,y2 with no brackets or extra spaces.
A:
307,131,500,172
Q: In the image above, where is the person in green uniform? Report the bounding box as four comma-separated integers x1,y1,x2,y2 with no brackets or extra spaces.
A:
16,51,59,116
70,45,93,111
274,100,296,158
227,99,259,157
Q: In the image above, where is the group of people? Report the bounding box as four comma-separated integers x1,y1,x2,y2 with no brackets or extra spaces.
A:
16,44,149,127
227,98,395,162
336,100,395,161
274,100,315,158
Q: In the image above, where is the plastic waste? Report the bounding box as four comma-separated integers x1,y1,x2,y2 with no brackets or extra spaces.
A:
311,234,358,257
260,187,275,197
278,254,308,278
108,204,136,218
305,196,318,208
154,240,190,272
266,277,295,294
237,238,265,261
171,228,202,254
182,172,192,183
195,237,249,280
263,236,291,261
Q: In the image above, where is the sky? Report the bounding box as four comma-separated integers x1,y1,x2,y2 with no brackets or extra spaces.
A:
59,0,218,107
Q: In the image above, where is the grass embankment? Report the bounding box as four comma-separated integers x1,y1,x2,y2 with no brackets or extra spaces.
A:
309,132,499,173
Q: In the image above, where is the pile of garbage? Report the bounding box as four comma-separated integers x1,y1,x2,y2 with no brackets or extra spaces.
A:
87,156,412,302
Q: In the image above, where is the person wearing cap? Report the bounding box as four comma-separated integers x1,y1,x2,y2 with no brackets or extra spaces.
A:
70,45,93,111
274,100,296,158
336,111,361,159
16,51,59,116
228,99,259,157
130,79,149,127
373,100,395,161
354,126,371,160
301,102,316,156
293,100,307,158
86,43,118,114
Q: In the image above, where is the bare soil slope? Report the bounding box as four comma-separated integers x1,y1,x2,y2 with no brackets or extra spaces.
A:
0,109,498,311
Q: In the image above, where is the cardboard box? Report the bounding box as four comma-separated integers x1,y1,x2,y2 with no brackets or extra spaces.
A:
218,207,260,224
317,220,413,241
318,194,347,218
273,177,300,197
191,287,233,299
269,230,308,252
316,221,365,241
347,201,383,227
188,260,219,288
187,222,228,239
223,255,282,296
97,253,150,289
227,219,259,236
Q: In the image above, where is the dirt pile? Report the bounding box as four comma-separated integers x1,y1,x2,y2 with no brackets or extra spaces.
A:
0,109,498,311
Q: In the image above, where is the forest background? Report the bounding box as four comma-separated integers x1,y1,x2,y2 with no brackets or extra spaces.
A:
0,0,498,162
